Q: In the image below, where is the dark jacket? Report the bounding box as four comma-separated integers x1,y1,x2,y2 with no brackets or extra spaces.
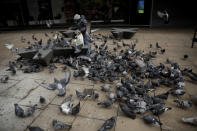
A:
71,15,87,35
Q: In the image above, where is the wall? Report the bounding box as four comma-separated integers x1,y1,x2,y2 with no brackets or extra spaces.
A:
26,0,39,20
51,0,66,23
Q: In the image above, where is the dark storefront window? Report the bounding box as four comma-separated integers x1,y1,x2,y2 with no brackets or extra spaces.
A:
64,0,130,24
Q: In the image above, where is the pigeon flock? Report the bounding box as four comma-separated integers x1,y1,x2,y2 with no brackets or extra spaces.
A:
2,31,197,130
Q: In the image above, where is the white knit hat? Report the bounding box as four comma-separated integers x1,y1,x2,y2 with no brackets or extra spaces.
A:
74,14,80,20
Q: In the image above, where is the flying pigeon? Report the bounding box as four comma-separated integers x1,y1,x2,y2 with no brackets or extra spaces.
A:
157,10,169,24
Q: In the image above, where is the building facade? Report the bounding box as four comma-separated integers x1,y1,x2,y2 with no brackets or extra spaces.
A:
0,0,153,27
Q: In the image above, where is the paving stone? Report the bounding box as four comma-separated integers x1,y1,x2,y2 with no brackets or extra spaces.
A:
0,79,20,93
70,116,113,131
18,86,56,109
159,103,197,131
0,79,43,99
0,96,21,115
0,96,41,131
31,104,75,131
115,116,160,131
79,100,118,120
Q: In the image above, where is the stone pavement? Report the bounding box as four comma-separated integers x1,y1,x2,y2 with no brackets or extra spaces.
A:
0,28,197,131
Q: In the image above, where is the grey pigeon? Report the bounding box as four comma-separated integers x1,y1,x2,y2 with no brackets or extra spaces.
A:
108,92,117,101
60,70,71,87
170,89,186,96
98,116,116,131
71,102,80,115
182,116,197,126
7,61,16,75
155,91,169,100
14,104,25,117
40,96,46,103
143,114,162,125
173,99,192,108
25,104,38,116
27,126,44,131
76,90,87,99
52,119,72,130
97,99,114,108
119,103,136,119
40,78,58,90
152,106,172,115
101,84,111,92
0,75,9,83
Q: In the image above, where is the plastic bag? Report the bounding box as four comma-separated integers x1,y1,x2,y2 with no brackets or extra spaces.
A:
74,30,84,46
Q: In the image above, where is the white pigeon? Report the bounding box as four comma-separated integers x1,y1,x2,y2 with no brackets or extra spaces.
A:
4,44,14,50
157,10,169,23
4,44,18,53
46,20,52,28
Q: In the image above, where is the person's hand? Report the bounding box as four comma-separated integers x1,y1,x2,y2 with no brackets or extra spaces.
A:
68,27,71,30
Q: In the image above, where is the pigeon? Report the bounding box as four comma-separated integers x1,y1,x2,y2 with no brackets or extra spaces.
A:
76,90,87,99
57,84,66,96
41,71,71,96
0,75,9,83
49,63,57,73
14,104,25,117
97,99,114,108
152,97,164,104
46,20,52,28
108,92,117,101
25,104,38,116
157,10,169,24
45,33,48,37
21,36,26,42
60,70,71,87
183,54,188,60
7,61,16,75
155,91,169,100
52,119,72,130
161,49,165,54
173,99,192,108
92,92,99,99
27,126,44,131
119,103,136,119
98,116,116,131
143,114,162,125
32,34,37,41
71,102,80,115
182,116,197,126
156,42,161,48
152,106,172,115
101,84,111,92
60,95,73,115
169,89,186,96
40,79,58,90
62,66,67,72
39,96,46,104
